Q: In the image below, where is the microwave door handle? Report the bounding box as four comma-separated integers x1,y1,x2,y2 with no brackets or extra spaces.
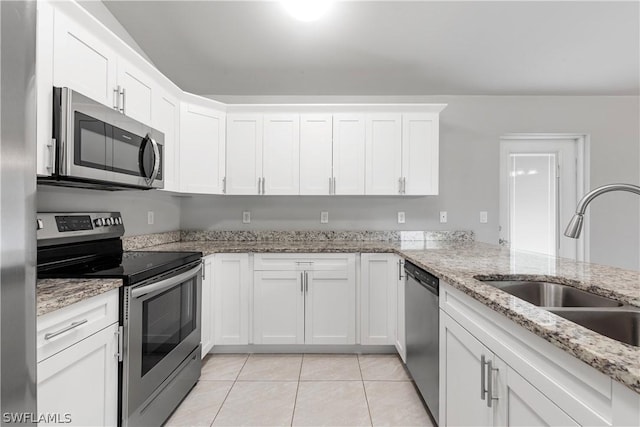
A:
132,264,201,298
146,136,161,185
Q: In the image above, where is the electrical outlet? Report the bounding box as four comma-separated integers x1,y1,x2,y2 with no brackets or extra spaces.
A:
439,211,447,223
397,211,406,224
480,211,488,224
320,211,329,224
147,211,154,225
242,211,251,224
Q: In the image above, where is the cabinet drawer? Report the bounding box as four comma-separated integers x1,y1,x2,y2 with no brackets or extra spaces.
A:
254,253,355,274
37,289,118,362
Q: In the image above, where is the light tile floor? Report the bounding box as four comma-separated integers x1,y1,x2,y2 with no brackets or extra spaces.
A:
165,353,434,427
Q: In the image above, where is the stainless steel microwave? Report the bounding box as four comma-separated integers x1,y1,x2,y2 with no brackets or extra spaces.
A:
39,87,164,190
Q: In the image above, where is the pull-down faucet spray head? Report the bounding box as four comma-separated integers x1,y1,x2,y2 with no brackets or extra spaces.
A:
564,183,640,239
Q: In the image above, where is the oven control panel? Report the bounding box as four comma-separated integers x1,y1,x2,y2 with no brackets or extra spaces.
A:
36,212,125,246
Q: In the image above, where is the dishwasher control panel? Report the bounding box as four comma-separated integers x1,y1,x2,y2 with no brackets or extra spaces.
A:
404,261,439,290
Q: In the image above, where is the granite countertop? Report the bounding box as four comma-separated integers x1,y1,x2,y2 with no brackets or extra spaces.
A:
36,278,123,316
143,239,640,393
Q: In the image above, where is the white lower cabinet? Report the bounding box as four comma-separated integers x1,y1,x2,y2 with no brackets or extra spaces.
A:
37,290,119,427
213,253,250,345
395,258,406,362
200,255,215,356
360,253,399,345
253,254,356,345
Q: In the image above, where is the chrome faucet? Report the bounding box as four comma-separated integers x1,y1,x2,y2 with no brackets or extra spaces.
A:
564,183,640,238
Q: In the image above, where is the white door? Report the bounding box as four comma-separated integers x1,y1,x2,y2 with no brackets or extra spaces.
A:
52,9,118,108
116,58,154,125
38,323,119,427
262,114,300,195
500,138,580,259
213,254,250,345
180,102,226,194
226,114,263,195
402,113,439,195
495,364,579,426
333,114,366,195
201,256,214,357
360,253,397,345
365,114,403,195
154,90,180,192
305,261,356,345
441,312,494,427
300,114,333,195
253,271,305,344
395,257,406,363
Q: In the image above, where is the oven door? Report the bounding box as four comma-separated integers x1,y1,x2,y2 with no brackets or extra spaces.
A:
123,261,201,419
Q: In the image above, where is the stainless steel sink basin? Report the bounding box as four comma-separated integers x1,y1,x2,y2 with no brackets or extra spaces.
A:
549,309,640,347
480,280,623,308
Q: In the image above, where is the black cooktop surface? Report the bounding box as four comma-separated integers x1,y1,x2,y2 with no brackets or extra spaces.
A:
38,250,202,286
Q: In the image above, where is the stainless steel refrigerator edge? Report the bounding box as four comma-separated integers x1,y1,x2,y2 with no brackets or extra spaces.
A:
0,0,38,424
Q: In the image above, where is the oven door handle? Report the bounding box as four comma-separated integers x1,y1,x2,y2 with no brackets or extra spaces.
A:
132,264,201,298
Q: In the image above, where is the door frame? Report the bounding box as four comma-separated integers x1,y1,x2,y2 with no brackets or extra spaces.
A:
499,133,590,262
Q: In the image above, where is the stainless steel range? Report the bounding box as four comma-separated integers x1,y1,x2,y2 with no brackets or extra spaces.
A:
37,212,202,426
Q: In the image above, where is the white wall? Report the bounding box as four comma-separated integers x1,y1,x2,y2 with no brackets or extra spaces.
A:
182,95,640,271
37,186,181,236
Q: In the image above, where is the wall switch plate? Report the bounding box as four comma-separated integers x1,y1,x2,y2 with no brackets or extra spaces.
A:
242,211,251,224
397,211,406,224
480,211,488,223
320,211,329,224
147,211,154,225
440,211,447,223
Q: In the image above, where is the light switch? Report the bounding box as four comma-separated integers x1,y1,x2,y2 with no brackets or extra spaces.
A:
397,212,405,224
242,211,251,224
320,211,329,224
480,211,488,224
440,211,447,223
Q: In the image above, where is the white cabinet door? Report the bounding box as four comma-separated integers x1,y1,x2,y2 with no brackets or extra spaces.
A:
396,258,406,363
365,114,402,195
154,90,180,192
253,270,305,344
38,323,118,427
402,113,439,195
300,114,333,195
305,257,356,345
226,114,263,195
201,256,215,357
360,254,397,345
441,312,495,427
332,114,366,195
180,102,226,194
116,57,154,126
36,0,55,176
495,364,579,427
52,8,118,109
214,254,250,345
262,114,300,195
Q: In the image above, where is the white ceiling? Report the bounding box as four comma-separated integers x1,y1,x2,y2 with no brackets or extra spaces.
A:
103,0,640,96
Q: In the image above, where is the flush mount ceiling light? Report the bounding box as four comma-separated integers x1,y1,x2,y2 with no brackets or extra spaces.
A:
281,0,334,22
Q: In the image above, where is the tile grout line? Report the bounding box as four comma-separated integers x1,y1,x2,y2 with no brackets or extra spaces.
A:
290,353,304,426
358,354,375,427
209,354,250,427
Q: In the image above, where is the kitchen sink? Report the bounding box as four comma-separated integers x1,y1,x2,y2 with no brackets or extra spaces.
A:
549,309,640,347
480,280,624,308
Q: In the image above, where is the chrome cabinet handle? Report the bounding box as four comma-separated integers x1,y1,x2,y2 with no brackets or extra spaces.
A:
115,325,123,361
480,355,487,400
487,360,498,407
113,86,120,110
300,272,304,293
44,319,88,340
398,259,404,280
258,177,262,194
262,177,266,195
120,87,126,114
201,260,206,280
223,177,226,194
329,177,333,195
332,177,336,194
46,139,56,172
304,271,309,292
403,177,407,194
399,177,403,194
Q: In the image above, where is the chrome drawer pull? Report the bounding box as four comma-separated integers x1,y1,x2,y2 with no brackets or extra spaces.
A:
44,319,88,340
480,354,487,400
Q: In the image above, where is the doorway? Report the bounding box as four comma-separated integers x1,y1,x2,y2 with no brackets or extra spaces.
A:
499,135,587,261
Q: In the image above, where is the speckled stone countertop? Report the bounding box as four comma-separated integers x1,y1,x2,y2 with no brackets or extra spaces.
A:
36,278,123,316
142,239,640,393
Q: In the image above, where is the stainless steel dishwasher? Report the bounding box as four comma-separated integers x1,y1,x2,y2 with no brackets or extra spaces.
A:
405,260,439,424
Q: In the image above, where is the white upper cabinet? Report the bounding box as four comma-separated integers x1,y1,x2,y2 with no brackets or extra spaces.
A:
226,114,264,195
153,90,180,192
36,0,55,176
262,114,300,195
52,8,118,109
365,114,403,195
402,113,439,195
332,114,366,195
300,115,333,195
179,101,226,194
116,57,155,125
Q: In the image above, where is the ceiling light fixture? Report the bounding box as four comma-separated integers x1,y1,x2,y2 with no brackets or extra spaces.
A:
281,0,334,22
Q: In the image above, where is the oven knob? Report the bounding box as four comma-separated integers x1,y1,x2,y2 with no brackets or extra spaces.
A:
105,218,113,226
116,217,123,225
94,218,104,227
